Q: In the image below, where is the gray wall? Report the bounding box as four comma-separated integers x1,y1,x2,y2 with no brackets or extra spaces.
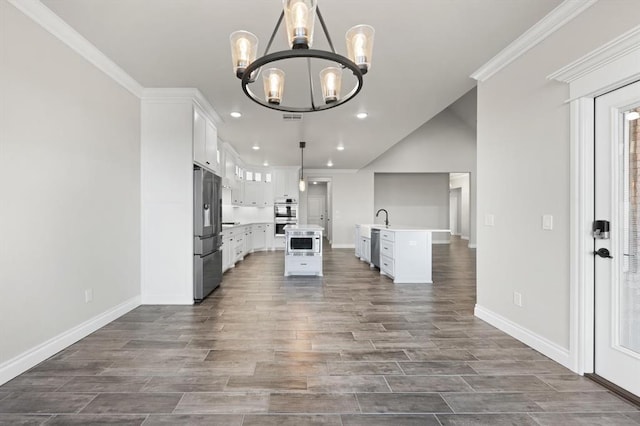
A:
0,1,141,374
476,0,640,351
374,173,450,242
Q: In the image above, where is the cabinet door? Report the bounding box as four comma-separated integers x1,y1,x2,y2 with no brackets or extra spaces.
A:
205,120,218,171
193,106,207,167
265,224,274,250
285,169,300,198
232,182,244,206
244,181,261,206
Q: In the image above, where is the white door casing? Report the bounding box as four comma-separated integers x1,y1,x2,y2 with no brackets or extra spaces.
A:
548,25,640,376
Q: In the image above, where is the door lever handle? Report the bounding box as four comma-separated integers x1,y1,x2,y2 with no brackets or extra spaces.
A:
594,248,613,259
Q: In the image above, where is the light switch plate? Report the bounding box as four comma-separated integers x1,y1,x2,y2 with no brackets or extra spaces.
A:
543,214,553,230
484,214,495,227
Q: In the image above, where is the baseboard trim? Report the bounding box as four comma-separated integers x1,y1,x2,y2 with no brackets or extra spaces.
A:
461,236,470,241
141,295,194,305
332,244,355,249
0,296,141,386
432,240,451,245
468,243,477,249
474,304,572,370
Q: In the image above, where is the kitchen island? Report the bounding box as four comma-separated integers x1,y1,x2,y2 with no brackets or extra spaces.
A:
356,224,449,284
284,224,323,277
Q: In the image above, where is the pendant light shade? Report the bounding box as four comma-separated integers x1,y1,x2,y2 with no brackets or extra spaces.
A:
283,0,317,49
230,30,258,78
320,67,342,104
346,24,375,74
263,68,285,105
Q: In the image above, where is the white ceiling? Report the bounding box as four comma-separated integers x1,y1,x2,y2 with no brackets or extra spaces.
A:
41,0,563,169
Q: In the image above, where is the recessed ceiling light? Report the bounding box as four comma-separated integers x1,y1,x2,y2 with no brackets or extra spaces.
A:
327,161,334,167
252,145,260,150
337,145,345,151
263,161,269,166
230,111,242,118
356,112,368,119
313,181,318,185
627,111,640,121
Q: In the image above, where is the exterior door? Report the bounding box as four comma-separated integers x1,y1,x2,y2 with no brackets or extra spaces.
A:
594,80,640,397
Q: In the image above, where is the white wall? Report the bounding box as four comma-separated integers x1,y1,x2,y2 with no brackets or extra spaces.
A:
476,0,640,361
450,173,470,240
374,173,451,243
0,1,140,382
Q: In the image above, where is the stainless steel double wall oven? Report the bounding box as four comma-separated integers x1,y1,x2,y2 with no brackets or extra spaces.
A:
274,198,298,236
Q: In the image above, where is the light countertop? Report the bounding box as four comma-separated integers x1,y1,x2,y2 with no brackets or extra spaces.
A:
284,224,324,231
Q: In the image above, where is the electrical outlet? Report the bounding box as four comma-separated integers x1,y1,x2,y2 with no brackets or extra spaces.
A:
513,291,522,307
85,288,93,303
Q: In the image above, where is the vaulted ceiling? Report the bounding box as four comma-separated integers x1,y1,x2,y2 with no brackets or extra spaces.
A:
41,0,563,169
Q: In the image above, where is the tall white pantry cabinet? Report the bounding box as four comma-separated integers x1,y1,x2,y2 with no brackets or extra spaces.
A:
141,90,221,305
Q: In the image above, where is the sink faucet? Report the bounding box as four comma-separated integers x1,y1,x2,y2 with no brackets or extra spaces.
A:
376,208,389,227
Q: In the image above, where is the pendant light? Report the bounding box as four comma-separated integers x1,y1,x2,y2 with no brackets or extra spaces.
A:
299,141,306,192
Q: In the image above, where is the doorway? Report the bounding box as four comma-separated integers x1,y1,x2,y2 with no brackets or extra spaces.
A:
305,178,332,243
450,188,462,236
592,80,640,398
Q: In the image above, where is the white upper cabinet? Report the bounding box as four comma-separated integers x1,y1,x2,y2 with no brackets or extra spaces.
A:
273,167,300,199
193,104,218,173
205,120,218,172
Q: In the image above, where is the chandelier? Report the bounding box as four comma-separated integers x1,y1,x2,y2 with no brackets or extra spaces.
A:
230,0,375,113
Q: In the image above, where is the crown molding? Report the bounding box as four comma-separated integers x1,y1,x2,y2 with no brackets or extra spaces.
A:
142,88,223,125
471,0,598,82
547,24,640,99
8,0,144,98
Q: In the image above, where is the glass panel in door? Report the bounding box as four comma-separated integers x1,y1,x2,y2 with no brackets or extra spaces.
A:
621,105,640,354
594,80,640,398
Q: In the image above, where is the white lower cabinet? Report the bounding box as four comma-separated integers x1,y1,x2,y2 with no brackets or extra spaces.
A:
222,223,277,272
379,229,433,284
244,226,252,255
360,236,371,263
222,229,235,272
355,225,361,258
253,224,266,251
265,224,274,250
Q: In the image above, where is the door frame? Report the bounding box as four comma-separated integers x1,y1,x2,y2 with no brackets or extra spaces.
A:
549,25,640,375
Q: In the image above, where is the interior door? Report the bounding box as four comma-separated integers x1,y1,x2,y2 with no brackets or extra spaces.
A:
594,80,640,397
308,195,326,229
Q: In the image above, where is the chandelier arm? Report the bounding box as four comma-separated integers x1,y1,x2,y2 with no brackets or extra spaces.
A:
307,57,317,111
316,7,336,54
263,11,285,56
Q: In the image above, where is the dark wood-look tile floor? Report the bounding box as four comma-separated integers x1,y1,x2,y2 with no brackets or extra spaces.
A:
1,237,639,425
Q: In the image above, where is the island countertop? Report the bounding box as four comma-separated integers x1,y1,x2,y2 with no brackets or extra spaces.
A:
283,224,324,231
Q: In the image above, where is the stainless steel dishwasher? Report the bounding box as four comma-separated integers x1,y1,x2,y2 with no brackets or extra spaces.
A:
371,228,381,268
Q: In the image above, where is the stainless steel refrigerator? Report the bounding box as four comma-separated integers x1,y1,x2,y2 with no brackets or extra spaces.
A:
193,166,222,302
